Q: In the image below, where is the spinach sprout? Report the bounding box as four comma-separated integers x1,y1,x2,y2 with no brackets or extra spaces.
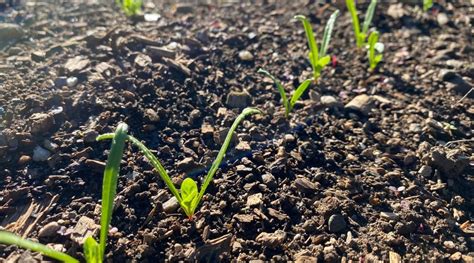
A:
258,68,311,118
423,0,433,11
97,107,261,219
0,124,129,263
346,0,377,48
116,0,142,17
367,31,383,71
294,10,339,81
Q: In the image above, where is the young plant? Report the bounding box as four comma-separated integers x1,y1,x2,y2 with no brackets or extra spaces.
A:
423,0,433,11
294,10,339,81
367,31,383,71
97,107,261,219
346,0,377,48
0,123,129,263
258,68,311,118
116,0,142,17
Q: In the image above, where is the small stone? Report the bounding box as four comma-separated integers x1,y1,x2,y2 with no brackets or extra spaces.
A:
294,177,318,193
31,51,46,62
18,155,32,165
163,197,179,213
201,124,214,136
320,95,340,108
261,173,276,187
345,94,374,115
144,108,160,122
38,222,60,238
54,77,68,87
418,165,433,178
64,56,90,73
83,130,99,143
72,216,99,244
437,13,449,26
328,214,346,233
176,157,202,173
247,193,263,207
389,251,402,263
235,140,251,152
33,146,51,162
67,77,78,87
0,23,24,45
238,50,254,61
29,113,55,134
449,252,462,261
226,91,252,108
380,212,399,221
256,230,286,248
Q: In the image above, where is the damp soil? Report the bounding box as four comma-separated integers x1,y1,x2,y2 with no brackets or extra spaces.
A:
0,0,473,262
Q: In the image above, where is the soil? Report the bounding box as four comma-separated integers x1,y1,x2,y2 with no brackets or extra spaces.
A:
0,0,473,262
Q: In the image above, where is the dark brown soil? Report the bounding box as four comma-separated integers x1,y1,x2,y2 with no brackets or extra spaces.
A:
0,0,473,262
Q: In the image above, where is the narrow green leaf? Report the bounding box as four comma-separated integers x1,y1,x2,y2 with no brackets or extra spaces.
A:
258,68,289,117
367,31,382,70
320,10,340,57
289,79,312,111
294,15,319,73
362,0,377,35
192,107,261,216
99,123,128,260
0,231,79,263
345,0,362,47
83,237,100,263
375,54,383,63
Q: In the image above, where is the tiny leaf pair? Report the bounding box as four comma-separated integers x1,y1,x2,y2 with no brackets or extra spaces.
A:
97,107,261,219
0,124,129,263
367,31,383,70
116,0,142,17
258,68,311,118
346,0,377,48
294,10,339,81
423,0,433,11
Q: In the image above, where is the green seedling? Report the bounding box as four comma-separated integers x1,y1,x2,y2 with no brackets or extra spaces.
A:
346,0,377,48
258,68,311,118
0,124,129,263
116,0,142,17
97,107,261,219
294,10,339,81
423,0,433,11
367,31,383,71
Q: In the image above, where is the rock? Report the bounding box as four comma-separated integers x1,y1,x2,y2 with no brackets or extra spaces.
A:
144,108,160,122
443,240,456,252
328,214,346,233
428,150,469,177
29,113,55,134
33,146,51,162
387,4,404,19
389,251,402,263
226,91,252,108
294,250,317,262
83,130,99,143
437,13,449,26
201,124,214,136
418,165,433,178
54,76,68,87
238,50,254,61
72,216,99,244
134,54,152,68
38,222,60,238
261,173,276,188
67,77,78,87
64,56,90,73
294,177,318,193
345,94,374,115
380,212,399,221
163,197,180,213
31,51,46,62
235,140,251,153
18,155,32,165
449,252,462,261
320,95,341,108
0,23,24,45
176,157,203,173
441,71,473,96
246,193,263,207
256,230,286,248
146,46,176,59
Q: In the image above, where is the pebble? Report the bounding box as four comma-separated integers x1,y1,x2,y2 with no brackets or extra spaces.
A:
389,251,402,263
380,212,399,221
38,221,60,238
0,23,25,45
449,252,462,261
320,95,340,108
437,13,449,26
67,77,78,87
255,230,286,248
261,173,276,188
29,113,55,134
418,165,433,178
345,94,374,115
163,197,180,213
294,177,318,193
176,157,202,172
83,130,99,143
238,50,254,61
33,146,51,162
247,193,263,207
144,108,160,122
226,91,252,108
18,155,32,165
328,214,346,233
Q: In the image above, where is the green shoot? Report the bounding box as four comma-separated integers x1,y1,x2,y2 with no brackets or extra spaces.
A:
367,31,383,71
0,231,79,263
0,123,129,263
116,0,142,17
423,0,433,11
346,0,377,48
258,68,311,118
97,108,261,219
294,10,339,81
